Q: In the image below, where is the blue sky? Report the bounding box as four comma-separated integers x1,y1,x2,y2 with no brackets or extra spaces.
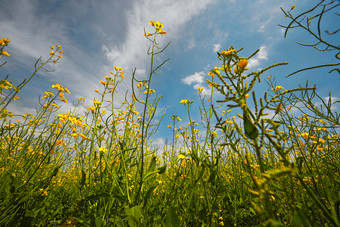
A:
1,0,339,146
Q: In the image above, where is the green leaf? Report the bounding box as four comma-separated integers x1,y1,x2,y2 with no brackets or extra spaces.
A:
112,217,125,227
143,185,157,207
86,192,111,202
164,207,180,227
95,216,104,227
125,205,143,220
79,170,86,190
158,165,167,174
268,221,285,227
148,156,157,172
243,111,258,140
292,209,312,226
124,205,142,227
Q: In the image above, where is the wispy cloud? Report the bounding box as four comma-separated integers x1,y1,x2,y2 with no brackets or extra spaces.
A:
1,0,216,112
213,43,221,52
182,71,205,85
182,71,212,96
103,0,216,72
248,45,268,69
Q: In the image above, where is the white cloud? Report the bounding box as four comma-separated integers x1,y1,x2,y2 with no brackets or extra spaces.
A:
0,0,216,114
182,71,205,85
182,71,213,96
248,45,268,69
103,0,216,69
213,43,221,52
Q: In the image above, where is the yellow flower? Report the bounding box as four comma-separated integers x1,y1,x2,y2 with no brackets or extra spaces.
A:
59,92,65,100
56,139,64,146
49,51,55,56
114,66,122,71
245,94,250,98
70,132,78,138
291,5,295,10
1,51,10,57
178,154,186,159
238,59,248,69
180,99,189,104
0,38,10,46
52,84,70,93
158,29,167,35
98,146,107,153
87,106,96,113
80,133,87,140
273,86,284,91
221,48,236,56
144,89,155,94
144,32,153,37
93,99,102,106
301,132,309,139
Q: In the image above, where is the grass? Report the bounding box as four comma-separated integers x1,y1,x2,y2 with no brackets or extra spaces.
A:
0,6,340,227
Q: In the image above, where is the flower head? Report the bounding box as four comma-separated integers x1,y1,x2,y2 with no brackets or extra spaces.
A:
1,51,10,57
180,99,189,104
0,38,10,46
238,59,248,69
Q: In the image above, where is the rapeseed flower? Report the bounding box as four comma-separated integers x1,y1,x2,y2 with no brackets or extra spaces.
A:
238,59,248,70
99,146,107,153
272,86,284,91
70,132,78,138
93,99,102,106
149,20,167,35
1,51,10,57
80,133,87,140
87,106,95,113
221,48,236,56
0,37,10,46
180,99,189,104
178,154,186,159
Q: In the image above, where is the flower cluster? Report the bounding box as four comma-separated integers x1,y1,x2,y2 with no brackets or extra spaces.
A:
220,47,236,56
49,45,63,64
0,37,11,57
113,66,124,79
147,20,167,36
52,83,70,103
